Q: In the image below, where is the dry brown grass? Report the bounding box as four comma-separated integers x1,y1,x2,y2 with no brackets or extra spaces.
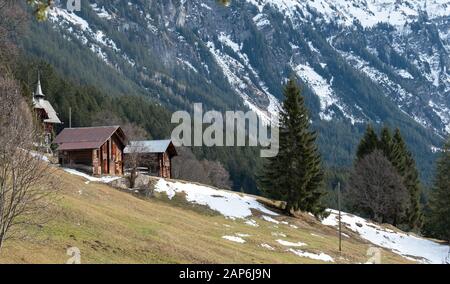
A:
0,168,414,264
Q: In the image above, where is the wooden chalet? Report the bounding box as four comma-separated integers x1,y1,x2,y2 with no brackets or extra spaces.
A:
54,126,127,176
124,140,177,178
32,73,62,144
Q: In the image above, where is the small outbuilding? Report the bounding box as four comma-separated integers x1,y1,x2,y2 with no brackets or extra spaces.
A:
124,140,177,179
54,126,127,176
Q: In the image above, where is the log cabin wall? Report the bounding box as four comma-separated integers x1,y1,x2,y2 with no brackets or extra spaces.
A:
92,149,101,176
98,134,124,176
161,152,171,179
111,134,124,175
100,141,109,175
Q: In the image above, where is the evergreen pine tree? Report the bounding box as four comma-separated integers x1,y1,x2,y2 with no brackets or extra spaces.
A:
356,125,379,160
379,127,394,160
259,79,325,217
392,129,422,230
426,139,450,241
391,129,407,175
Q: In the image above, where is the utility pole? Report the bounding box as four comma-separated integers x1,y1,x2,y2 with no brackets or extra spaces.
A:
337,181,342,252
69,107,72,128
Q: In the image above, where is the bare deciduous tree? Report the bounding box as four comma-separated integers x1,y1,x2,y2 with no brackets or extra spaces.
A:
201,160,232,190
346,150,409,226
122,124,149,189
0,75,59,250
0,0,27,72
172,147,210,185
125,141,147,189
172,148,232,189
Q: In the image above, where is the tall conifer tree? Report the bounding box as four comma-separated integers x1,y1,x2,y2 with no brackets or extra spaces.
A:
426,139,450,241
393,129,422,229
379,127,395,160
356,125,379,160
260,79,325,216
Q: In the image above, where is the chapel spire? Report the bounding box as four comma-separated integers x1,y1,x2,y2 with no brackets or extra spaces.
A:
35,71,45,98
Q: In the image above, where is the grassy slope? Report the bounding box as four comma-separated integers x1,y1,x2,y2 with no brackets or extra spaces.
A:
0,168,412,264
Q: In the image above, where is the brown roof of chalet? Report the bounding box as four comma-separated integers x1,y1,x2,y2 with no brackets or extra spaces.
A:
54,126,125,151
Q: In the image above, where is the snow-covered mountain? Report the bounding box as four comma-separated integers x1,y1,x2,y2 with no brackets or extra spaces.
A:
43,0,450,134
25,0,450,179
248,0,450,28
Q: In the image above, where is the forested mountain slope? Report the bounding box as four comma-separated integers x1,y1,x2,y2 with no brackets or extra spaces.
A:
20,0,450,183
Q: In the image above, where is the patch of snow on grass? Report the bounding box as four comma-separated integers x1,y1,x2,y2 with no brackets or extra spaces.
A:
262,215,280,224
154,179,278,219
322,209,450,264
261,243,275,250
63,168,120,183
222,235,246,243
272,232,287,238
245,219,259,227
29,151,50,162
276,239,307,247
288,249,334,262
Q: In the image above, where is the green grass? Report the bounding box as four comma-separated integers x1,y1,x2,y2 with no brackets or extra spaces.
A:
0,168,413,264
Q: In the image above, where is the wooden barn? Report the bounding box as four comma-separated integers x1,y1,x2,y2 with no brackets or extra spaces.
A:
54,126,127,176
124,140,177,178
32,73,62,144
